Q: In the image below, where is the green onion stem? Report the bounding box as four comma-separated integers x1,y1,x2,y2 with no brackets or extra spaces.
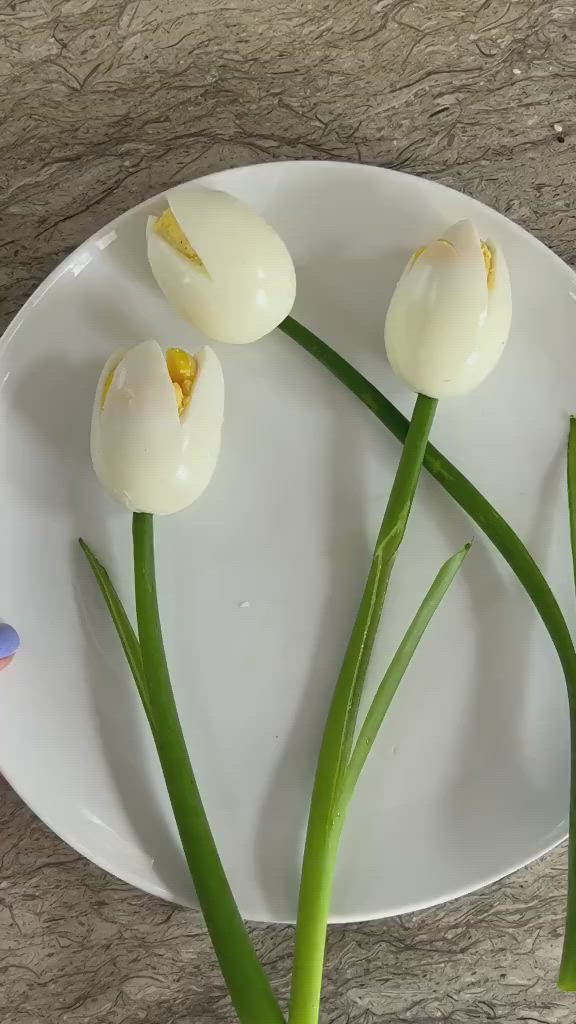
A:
567,418,576,603
131,513,284,1024
559,420,576,989
280,314,576,992
289,394,437,1024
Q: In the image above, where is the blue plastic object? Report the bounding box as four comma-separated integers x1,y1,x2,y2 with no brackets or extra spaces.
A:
0,623,20,659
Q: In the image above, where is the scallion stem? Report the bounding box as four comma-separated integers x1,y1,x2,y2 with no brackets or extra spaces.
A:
123,513,284,1024
567,418,576,601
559,421,576,990
288,394,437,1024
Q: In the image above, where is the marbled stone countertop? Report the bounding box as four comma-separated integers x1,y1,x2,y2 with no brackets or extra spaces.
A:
1,1,576,1021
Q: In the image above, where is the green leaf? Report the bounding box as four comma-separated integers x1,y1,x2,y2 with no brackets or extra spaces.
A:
338,543,470,813
78,538,151,721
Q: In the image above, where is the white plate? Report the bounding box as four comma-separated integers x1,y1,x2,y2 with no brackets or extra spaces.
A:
0,161,574,923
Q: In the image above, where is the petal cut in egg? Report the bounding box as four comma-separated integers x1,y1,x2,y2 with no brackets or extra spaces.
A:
91,339,224,515
146,186,296,344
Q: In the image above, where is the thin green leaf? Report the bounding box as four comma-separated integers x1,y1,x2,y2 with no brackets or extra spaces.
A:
338,543,470,814
78,538,151,721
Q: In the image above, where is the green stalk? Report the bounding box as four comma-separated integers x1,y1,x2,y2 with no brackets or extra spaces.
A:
559,421,576,989
338,543,469,816
289,395,437,1024
568,418,576,599
280,314,576,990
119,513,284,1024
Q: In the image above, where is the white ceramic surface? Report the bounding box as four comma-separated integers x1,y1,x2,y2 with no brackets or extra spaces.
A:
0,161,574,923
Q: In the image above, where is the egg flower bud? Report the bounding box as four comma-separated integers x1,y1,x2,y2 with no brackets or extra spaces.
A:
146,186,296,344
91,339,224,514
384,219,512,398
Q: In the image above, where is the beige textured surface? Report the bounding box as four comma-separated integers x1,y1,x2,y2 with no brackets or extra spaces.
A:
1,1,576,1021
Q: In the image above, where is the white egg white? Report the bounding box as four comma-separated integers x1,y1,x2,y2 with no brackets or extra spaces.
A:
385,219,512,398
91,339,224,514
146,186,296,344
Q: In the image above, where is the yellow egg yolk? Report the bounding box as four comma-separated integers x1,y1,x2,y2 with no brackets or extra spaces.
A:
411,238,495,290
166,347,197,416
410,245,427,266
481,241,495,290
101,369,115,409
410,238,454,268
101,354,124,410
101,348,197,417
154,209,204,267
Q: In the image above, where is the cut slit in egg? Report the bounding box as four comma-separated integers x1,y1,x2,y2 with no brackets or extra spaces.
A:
153,209,207,271
146,186,297,344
